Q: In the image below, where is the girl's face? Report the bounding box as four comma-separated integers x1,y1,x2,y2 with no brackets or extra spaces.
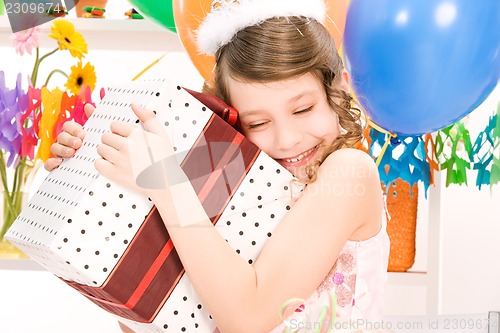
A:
228,73,343,181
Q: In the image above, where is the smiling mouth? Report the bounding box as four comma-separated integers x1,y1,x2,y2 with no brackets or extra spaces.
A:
283,145,319,163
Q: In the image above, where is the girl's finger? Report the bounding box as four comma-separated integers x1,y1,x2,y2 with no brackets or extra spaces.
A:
109,120,138,138
84,103,95,118
101,132,127,151
96,143,121,164
61,120,85,140
56,131,83,150
131,103,156,123
131,103,167,137
94,158,115,180
50,142,77,159
44,157,63,172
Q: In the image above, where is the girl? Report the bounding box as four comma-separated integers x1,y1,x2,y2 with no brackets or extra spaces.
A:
45,0,389,332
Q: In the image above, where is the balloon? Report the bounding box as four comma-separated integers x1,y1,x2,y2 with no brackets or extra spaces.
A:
128,0,177,33
343,0,500,136
172,0,348,80
172,0,215,80
325,0,348,49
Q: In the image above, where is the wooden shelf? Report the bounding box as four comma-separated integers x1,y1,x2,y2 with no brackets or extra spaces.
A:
388,271,428,286
0,258,44,270
0,16,183,51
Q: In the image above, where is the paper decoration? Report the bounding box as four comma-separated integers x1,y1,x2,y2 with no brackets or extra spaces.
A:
368,129,431,196
490,102,500,187
471,113,497,189
434,121,473,186
367,99,500,192
6,79,294,332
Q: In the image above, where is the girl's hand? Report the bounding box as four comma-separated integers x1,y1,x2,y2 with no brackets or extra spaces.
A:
95,104,178,196
44,104,95,171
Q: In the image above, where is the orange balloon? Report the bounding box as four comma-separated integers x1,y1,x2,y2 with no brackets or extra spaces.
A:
172,0,215,80
173,0,348,80
325,0,348,49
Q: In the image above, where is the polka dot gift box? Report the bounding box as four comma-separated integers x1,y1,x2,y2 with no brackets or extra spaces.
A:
5,79,294,332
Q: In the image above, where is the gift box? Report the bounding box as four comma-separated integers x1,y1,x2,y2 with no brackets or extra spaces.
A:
6,79,294,332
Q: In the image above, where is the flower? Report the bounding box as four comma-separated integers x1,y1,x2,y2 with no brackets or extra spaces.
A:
1,19,97,241
36,87,64,162
10,26,41,56
48,19,88,59
65,61,96,95
0,72,34,241
0,72,29,167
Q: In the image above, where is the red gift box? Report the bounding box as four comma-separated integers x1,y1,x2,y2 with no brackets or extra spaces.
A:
63,90,260,322
7,81,293,332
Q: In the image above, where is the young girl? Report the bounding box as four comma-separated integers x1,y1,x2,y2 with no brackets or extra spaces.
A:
45,0,389,331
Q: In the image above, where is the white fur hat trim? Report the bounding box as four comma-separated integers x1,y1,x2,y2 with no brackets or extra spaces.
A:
196,0,326,56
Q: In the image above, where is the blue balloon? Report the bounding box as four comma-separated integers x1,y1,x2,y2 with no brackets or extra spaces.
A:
343,0,500,136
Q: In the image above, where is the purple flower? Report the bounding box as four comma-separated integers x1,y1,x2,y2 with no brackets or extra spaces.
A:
0,72,29,167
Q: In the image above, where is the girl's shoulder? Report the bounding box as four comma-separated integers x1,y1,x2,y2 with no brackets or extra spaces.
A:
318,148,383,240
324,147,375,163
319,147,379,182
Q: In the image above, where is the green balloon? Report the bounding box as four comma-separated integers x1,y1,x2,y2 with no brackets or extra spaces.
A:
129,0,177,33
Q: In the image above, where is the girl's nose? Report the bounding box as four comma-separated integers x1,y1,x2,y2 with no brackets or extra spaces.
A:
275,123,302,152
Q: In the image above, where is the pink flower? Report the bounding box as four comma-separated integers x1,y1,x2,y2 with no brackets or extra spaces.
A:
11,26,41,56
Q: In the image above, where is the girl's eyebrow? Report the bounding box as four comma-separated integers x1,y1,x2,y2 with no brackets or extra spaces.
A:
288,90,318,105
238,110,266,119
239,90,319,118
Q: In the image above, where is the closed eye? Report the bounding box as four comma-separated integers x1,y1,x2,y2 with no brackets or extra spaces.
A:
248,121,267,129
294,106,313,114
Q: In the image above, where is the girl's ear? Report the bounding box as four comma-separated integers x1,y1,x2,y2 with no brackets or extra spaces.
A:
340,69,350,93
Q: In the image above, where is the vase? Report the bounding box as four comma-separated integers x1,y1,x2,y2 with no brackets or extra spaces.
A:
1,190,26,235
0,161,42,258
0,238,28,258
0,189,31,258
0,187,30,258
75,0,108,17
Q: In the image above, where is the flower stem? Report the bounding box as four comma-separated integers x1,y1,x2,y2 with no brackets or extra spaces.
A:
44,69,69,87
38,48,59,66
30,47,40,86
0,152,12,201
13,159,24,194
31,47,59,87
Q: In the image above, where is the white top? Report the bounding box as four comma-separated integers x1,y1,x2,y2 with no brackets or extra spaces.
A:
269,208,390,332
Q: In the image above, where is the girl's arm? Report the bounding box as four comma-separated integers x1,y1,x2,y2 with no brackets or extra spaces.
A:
151,149,381,333
97,107,383,333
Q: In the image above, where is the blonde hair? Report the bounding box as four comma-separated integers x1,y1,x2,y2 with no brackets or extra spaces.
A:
203,16,364,182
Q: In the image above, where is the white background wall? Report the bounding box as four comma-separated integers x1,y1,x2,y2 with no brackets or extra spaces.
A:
437,89,500,315
0,2,499,332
